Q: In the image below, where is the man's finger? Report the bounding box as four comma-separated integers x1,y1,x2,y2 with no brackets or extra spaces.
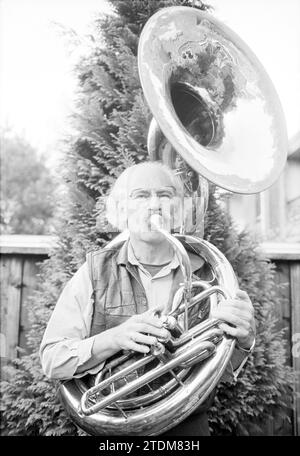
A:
135,322,170,339
219,322,248,340
212,310,250,330
136,314,164,327
219,298,251,309
218,298,254,316
213,305,252,322
235,290,250,301
146,302,166,317
127,340,150,354
133,333,158,346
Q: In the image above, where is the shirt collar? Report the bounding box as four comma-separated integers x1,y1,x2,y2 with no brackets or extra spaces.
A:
116,237,204,273
127,241,180,272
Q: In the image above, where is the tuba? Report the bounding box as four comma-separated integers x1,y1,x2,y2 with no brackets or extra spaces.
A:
59,6,287,435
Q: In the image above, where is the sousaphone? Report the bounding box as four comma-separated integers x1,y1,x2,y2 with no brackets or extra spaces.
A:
59,6,287,435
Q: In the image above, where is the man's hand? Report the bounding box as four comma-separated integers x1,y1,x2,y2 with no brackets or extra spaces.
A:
110,306,170,354
211,290,256,350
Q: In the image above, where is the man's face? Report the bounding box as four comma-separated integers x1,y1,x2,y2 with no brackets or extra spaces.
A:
125,167,182,243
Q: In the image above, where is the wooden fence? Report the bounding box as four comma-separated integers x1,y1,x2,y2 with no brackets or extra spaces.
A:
0,235,54,363
0,235,299,435
260,242,300,436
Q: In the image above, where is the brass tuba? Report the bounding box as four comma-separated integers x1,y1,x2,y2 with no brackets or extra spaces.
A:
59,6,287,435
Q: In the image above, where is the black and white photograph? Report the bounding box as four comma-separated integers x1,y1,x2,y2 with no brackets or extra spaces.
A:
0,0,299,444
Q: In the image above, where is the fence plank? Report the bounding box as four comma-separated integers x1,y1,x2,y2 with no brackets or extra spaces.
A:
291,263,300,436
0,256,23,362
273,261,291,364
19,257,41,354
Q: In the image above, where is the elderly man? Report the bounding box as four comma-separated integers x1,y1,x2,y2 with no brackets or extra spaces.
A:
40,161,255,436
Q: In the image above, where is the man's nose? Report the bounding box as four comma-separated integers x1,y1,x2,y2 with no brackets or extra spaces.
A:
149,193,160,210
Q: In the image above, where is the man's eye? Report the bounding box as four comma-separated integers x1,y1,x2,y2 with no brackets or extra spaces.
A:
159,193,173,199
134,193,149,199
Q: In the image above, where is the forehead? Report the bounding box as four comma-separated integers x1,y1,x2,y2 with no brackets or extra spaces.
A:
127,167,174,193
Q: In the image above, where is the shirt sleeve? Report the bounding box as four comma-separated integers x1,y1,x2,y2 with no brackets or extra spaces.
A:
39,262,105,380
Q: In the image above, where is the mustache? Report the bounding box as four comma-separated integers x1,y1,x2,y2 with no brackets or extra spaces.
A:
147,210,171,232
148,209,162,218
147,210,164,225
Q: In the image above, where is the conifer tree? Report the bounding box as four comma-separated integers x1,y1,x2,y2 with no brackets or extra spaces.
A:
0,0,293,436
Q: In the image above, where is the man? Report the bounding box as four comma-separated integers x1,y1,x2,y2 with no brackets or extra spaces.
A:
40,161,256,436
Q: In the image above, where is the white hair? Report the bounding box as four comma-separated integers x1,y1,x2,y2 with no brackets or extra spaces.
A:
106,162,184,230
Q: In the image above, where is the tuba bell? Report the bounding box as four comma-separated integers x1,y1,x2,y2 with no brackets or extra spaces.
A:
58,6,287,435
